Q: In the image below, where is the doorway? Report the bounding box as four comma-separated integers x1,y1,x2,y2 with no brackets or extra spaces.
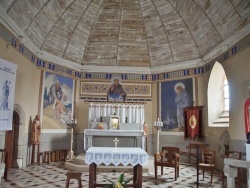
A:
5,111,19,169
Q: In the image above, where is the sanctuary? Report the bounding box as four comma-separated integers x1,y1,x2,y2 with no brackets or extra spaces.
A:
1,1,250,187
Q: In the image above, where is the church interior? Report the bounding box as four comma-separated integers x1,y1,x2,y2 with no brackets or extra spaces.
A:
0,0,250,187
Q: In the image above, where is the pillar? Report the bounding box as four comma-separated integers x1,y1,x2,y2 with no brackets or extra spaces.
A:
246,144,250,187
224,164,237,188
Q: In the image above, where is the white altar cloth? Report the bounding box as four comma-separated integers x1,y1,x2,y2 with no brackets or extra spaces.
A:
85,147,148,166
84,129,145,151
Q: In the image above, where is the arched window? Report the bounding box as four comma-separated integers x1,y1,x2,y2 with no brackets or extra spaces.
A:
224,76,229,111
207,61,229,127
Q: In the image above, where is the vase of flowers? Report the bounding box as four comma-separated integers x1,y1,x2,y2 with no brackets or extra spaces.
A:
103,173,132,188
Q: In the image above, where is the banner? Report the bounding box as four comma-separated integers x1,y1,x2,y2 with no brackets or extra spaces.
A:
0,58,17,130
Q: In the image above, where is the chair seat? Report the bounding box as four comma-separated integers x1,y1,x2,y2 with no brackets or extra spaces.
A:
199,163,214,167
155,161,178,167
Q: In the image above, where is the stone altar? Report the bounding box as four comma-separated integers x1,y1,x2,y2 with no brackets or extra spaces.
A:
84,129,145,151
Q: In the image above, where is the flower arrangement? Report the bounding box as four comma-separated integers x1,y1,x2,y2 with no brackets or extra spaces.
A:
103,173,132,188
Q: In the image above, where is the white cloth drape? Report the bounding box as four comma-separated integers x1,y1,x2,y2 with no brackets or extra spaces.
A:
88,102,145,127
85,147,148,166
0,58,17,130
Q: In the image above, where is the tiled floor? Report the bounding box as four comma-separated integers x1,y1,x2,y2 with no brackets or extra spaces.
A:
0,162,246,188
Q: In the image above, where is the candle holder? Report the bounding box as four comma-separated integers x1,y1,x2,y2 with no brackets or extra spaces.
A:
100,116,103,122
125,117,128,123
66,119,77,161
154,118,163,154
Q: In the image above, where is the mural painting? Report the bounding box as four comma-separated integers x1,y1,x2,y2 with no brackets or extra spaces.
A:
160,78,194,132
42,72,74,129
107,76,126,102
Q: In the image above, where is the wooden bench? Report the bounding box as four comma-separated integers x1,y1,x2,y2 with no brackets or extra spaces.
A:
43,151,53,164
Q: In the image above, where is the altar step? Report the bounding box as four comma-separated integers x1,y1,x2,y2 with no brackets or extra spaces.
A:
65,153,153,173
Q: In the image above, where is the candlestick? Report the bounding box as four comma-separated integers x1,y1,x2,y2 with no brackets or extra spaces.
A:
66,119,77,161
154,117,163,154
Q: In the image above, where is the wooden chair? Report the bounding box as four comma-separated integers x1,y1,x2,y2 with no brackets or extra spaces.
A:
222,151,242,186
199,149,216,185
154,146,180,180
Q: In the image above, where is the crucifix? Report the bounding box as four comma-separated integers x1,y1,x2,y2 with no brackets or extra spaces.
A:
113,138,119,148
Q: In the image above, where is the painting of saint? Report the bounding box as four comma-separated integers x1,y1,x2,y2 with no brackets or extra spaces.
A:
42,72,74,129
1,80,10,110
161,79,193,132
107,76,126,102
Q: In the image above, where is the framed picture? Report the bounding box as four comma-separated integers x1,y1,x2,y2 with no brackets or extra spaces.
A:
41,72,74,130
107,76,126,102
160,78,195,132
109,115,120,130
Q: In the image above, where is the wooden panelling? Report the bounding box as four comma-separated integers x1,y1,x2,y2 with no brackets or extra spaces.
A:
0,0,249,69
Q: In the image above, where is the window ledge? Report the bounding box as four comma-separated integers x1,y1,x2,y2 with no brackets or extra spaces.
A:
212,111,229,127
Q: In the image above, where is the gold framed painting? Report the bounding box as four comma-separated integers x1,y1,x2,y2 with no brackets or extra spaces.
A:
109,115,120,130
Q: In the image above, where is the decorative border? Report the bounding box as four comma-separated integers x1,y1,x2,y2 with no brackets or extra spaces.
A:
0,24,250,82
80,82,151,97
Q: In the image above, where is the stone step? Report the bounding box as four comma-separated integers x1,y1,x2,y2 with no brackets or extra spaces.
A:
75,153,86,165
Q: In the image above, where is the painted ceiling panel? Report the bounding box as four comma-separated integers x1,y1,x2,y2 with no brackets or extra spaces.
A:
232,0,250,24
0,0,249,71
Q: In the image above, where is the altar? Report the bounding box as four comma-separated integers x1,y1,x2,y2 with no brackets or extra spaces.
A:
85,147,148,188
84,129,145,151
85,102,146,151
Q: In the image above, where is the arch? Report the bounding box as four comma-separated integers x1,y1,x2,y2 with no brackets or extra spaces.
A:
207,61,229,127
14,104,26,125
218,130,231,155
12,104,26,168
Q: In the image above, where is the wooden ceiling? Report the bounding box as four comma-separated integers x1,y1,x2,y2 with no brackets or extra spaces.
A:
0,0,250,73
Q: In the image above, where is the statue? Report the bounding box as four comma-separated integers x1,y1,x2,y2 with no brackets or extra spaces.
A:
244,84,250,144
32,115,41,144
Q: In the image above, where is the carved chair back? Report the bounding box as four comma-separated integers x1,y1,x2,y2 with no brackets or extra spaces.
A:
161,147,180,164
201,149,216,165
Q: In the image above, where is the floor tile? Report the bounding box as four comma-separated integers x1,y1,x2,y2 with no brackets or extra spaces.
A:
1,162,247,188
